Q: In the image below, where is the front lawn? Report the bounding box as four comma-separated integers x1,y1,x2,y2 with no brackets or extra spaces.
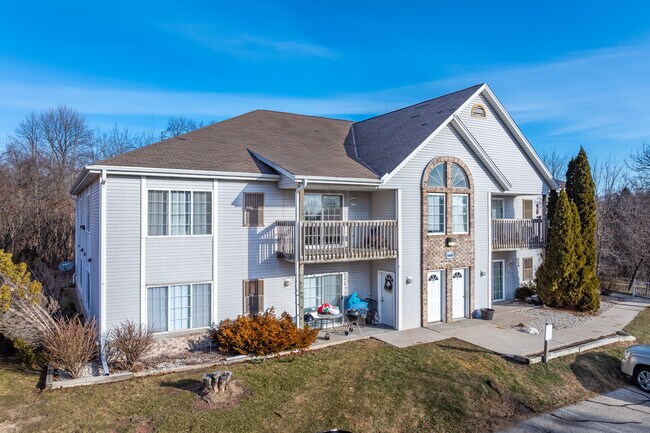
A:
1,308,648,433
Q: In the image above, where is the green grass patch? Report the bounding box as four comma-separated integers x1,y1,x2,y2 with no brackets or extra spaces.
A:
0,307,648,432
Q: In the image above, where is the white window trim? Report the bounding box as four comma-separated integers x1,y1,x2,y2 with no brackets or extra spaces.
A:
146,189,213,238
427,193,446,236
522,257,534,282
451,193,469,234
146,280,213,334
491,198,504,219
492,259,505,302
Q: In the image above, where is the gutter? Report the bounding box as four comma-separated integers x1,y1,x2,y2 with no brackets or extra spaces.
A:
294,179,308,327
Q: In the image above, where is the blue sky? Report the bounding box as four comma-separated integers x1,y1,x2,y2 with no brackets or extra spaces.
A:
1,1,649,163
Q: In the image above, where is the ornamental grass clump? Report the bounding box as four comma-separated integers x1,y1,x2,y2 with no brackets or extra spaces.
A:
44,316,98,379
212,308,318,356
106,320,155,371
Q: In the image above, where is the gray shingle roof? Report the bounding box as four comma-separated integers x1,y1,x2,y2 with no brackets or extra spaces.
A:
351,84,483,177
97,85,484,180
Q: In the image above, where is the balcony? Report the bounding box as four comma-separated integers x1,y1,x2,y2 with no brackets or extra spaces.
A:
492,218,547,250
277,220,398,263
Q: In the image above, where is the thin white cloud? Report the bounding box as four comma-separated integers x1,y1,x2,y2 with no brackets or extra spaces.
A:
0,41,648,147
167,24,334,58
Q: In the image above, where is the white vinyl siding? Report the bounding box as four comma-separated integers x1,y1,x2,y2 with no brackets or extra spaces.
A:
452,194,469,234
427,193,445,234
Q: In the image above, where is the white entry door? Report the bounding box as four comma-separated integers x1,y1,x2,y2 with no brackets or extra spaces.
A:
377,270,395,328
427,270,443,323
451,268,467,319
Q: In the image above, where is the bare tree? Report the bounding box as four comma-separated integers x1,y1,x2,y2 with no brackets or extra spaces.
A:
629,143,649,188
541,149,570,181
160,115,200,140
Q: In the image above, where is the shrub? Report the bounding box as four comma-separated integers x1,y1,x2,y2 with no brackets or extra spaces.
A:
515,282,537,300
43,316,97,379
106,320,155,371
12,337,46,367
212,308,318,356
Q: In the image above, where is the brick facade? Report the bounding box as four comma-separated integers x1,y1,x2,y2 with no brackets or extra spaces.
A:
421,156,475,325
144,330,212,359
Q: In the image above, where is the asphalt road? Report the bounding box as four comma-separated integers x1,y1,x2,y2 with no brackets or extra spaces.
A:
500,387,650,433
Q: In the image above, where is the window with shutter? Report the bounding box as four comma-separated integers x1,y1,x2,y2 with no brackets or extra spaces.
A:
523,200,534,219
243,279,264,314
243,193,264,227
523,257,534,281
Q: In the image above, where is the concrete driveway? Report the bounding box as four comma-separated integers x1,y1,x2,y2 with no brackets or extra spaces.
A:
500,387,650,432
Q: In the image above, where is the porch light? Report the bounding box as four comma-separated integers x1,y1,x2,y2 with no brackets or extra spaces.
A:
446,237,458,247
284,278,292,287
405,276,413,285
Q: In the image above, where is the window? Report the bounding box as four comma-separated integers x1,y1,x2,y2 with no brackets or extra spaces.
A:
451,163,469,188
492,198,504,219
492,260,504,301
303,274,342,314
428,163,446,188
146,283,211,332
452,194,469,233
147,286,168,332
148,191,169,236
471,104,486,118
148,190,212,236
169,284,191,330
193,192,212,235
171,191,191,235
85,196,91,231
304,194,343,246
243,193,264,227
523,200,534,219
427,193,445,234
523,257,534,281
243,279,264,314
192,283,212,327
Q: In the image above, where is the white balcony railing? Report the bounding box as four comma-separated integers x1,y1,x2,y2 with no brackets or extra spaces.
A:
492,218,547,250
277,220,398,263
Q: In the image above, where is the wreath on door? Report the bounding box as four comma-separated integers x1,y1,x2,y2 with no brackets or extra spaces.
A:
384,274,394,293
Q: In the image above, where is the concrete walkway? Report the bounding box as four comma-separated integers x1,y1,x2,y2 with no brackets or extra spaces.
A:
369,294,648,353
424,295,649,357
499,387,650,432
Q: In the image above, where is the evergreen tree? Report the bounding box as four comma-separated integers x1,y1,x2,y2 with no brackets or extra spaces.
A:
565,147,600,311
536,190,580,307
546,189,558,231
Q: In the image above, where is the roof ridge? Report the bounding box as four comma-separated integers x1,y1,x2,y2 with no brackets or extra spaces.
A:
253,109,351,123
354,83,484,125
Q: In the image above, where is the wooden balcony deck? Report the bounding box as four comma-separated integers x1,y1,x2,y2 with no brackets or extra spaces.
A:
277,220,398,263
492,218,547,250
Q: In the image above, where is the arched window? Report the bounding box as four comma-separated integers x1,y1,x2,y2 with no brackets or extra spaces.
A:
471,104,486,118
428,162,446,188
451,163,469,188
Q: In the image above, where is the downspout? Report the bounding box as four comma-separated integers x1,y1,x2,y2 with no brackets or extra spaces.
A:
294,179,308,327
99,169,109,376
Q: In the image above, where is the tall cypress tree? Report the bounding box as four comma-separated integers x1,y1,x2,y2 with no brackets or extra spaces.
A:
536,190,580,307
565,147,600,311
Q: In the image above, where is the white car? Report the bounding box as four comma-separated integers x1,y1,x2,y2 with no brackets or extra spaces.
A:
621,345,650,392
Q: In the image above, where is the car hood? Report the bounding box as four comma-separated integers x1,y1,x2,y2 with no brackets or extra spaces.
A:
628,345,650,355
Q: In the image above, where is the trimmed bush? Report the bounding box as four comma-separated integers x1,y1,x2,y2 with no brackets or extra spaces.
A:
43,316,97,379
106,320,155,371
212,308,318,356
515,282,537,300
